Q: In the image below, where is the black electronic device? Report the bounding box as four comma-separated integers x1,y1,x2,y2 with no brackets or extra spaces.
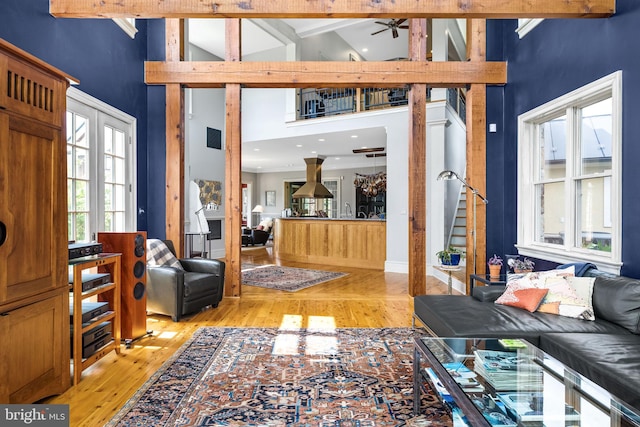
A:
71,321,112,347
68,272,111,292
68,242,103,260
75,332,113,359
69,301,110,324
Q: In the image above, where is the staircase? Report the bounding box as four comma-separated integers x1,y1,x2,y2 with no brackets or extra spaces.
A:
448,187,467,258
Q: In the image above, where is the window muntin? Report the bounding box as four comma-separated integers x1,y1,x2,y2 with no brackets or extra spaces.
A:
67,111,91,242
67,88,136,242
517,72,621,274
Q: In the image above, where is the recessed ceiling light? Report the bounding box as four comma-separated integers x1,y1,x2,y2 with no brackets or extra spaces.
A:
311,150,317,154
257,166,262,169
254,148,260,151
351,135,358,138
296,144,303,147
335,157,341,160
362,48,369,52
318,138,325,142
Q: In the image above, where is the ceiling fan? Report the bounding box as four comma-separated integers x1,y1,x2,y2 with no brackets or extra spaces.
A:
371,19,409,39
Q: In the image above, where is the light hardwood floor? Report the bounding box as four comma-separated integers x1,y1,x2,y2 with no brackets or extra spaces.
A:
47,246,454,426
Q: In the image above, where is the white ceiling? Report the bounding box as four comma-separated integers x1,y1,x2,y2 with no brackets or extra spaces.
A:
188,19,409,173
242,127,388,174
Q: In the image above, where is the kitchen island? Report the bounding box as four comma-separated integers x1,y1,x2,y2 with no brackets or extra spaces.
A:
273,217,386,270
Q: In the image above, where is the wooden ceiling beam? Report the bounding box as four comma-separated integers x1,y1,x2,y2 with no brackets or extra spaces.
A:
145,60,507,88
50,0,614,19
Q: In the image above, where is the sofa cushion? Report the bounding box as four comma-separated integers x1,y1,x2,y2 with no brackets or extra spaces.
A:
473,286,507,302
183,272,217,299
413,295,629,347
540,333,640,411
593,276,640,334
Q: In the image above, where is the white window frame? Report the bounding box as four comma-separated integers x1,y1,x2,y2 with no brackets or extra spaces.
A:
516,71,622,274
516,19,544,39
67,87,138,240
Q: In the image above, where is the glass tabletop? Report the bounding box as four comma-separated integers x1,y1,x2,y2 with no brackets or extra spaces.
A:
414,337,640,427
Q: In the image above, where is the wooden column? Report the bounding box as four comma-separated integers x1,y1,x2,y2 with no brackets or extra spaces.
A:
224,19,243,297
465,19,487,294
165,19,185,255
408,19,428,296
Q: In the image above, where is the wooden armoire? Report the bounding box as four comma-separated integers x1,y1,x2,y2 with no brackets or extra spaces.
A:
0,38,74,402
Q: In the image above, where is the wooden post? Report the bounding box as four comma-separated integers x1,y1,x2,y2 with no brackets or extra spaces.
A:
165,18,185,255
465,19,487,294
224,18,243,297
408,19,428,296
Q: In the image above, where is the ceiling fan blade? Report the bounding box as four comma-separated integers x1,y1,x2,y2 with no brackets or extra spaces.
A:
371,28,389,36
374,21,389,26
396,19,407,25
392,28,399,38
399,25,410,29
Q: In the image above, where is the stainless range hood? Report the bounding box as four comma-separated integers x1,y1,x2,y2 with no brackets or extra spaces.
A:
292,157,334,199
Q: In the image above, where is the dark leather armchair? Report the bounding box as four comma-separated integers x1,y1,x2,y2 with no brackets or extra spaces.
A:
146,240,225,321
242,227,271,246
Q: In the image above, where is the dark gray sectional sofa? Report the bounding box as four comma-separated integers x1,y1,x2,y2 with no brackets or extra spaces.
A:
413,268,640,411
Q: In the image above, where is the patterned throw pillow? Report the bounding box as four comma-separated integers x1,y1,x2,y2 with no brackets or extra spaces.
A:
146,239,184,270
496,267,577,313
537,276,595,320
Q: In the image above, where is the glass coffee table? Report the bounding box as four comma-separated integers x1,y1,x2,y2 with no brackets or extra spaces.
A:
413,337,640,426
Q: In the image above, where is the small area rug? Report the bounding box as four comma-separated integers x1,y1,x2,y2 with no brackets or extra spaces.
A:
241,263,347,292
106,327,450,426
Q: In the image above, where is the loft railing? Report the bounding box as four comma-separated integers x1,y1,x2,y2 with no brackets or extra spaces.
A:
298,87,414,119
298,87,468,121
447,87,466,124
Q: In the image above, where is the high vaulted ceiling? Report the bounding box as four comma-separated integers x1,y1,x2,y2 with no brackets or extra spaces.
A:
188,18,409,173
188,19,410,62
188,18,419,173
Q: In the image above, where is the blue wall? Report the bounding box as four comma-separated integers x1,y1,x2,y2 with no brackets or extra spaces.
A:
0,0,167,238
487,0,640,277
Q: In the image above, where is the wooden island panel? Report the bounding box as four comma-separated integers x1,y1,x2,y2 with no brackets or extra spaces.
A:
274,218,386,270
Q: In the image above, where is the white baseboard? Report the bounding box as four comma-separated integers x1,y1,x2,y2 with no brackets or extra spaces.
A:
385,260,408,274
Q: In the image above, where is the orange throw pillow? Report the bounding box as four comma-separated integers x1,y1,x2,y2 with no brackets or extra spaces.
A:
498,288,549,312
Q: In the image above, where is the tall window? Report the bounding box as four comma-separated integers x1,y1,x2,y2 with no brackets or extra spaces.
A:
67,88,137,242
517,71,622,274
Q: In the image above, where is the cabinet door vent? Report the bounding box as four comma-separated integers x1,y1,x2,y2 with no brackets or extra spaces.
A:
7,70,54,113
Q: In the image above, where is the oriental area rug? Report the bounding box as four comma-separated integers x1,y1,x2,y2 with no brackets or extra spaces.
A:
106,327,451,427
241,263,347,292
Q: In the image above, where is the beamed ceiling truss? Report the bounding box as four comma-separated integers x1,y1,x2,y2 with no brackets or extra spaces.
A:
49,0,615,298
50,0,614,18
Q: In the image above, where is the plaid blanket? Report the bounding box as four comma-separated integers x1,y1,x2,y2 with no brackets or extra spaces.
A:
146,239,184,270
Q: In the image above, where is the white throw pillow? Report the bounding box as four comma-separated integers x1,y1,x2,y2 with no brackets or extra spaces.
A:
537,276,595,320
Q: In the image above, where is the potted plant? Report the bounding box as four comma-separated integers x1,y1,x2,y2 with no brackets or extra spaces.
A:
436,246,464,266
487,254,503,279
508,257,535,274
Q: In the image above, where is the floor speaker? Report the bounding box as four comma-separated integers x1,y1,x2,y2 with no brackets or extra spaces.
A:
97,231,148,341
